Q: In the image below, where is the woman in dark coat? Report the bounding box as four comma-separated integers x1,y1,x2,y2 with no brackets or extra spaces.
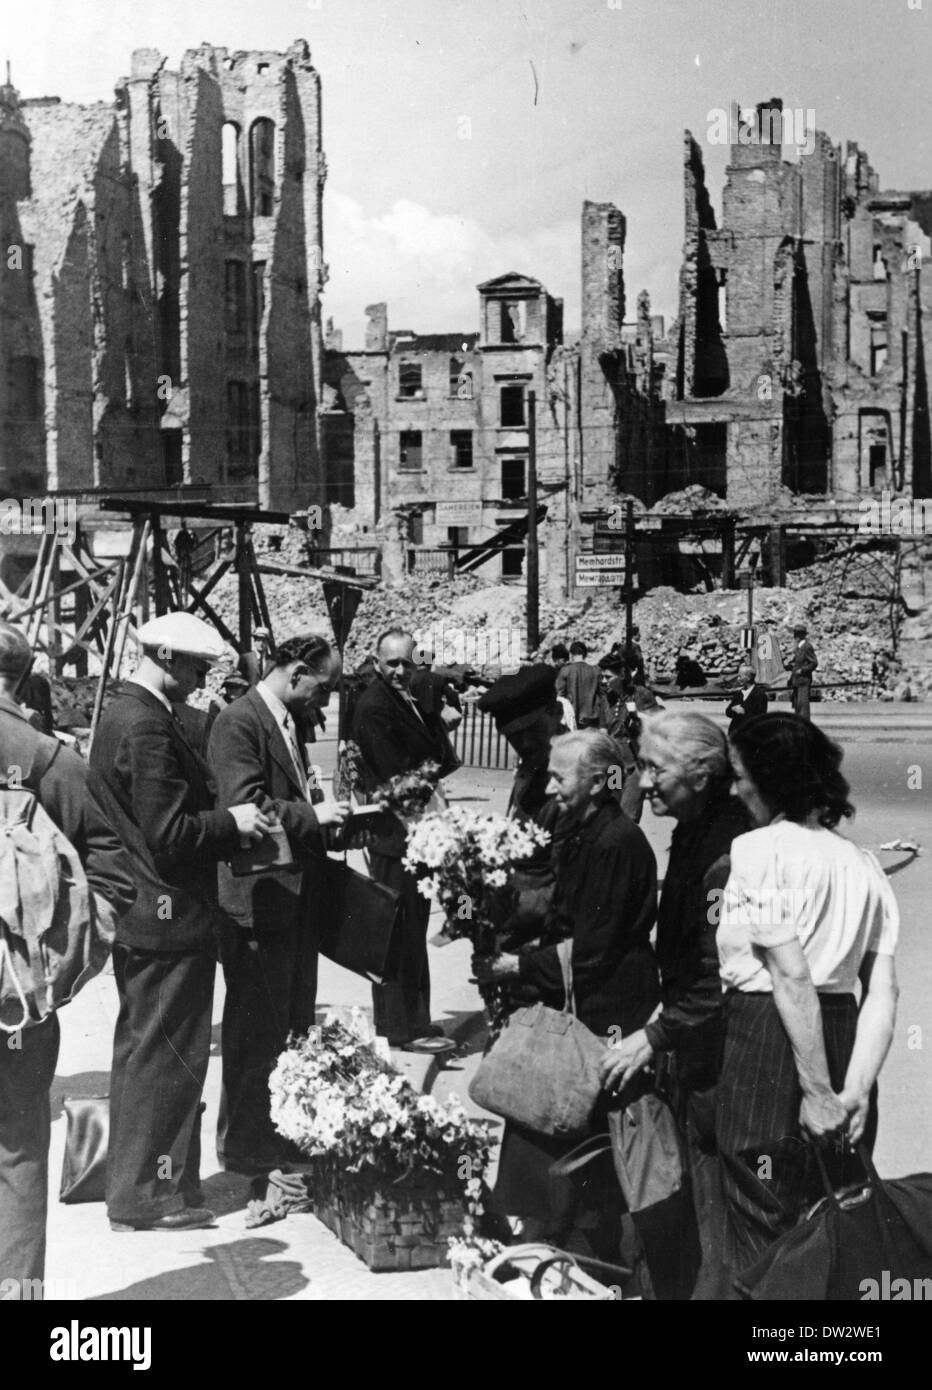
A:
602,710,751,1299
478,730,660,1263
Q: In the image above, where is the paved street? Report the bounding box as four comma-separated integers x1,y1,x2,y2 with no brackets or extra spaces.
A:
43,708,932,1300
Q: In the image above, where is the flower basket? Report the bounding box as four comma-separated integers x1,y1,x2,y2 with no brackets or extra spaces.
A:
309,1157,467,1272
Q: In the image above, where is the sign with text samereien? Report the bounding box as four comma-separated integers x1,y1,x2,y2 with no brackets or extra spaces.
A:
577,571,633,587
576,554,627,570
436,500,482,526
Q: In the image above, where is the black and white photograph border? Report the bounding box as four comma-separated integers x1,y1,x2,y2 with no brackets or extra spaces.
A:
0,0,929,1350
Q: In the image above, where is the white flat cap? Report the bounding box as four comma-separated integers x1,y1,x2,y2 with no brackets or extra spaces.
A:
136,612,229,663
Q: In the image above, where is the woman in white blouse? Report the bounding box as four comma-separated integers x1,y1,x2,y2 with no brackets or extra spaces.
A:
716,713,899,1285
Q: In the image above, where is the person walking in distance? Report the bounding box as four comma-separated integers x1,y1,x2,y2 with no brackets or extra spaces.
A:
208,633,348,1175
556,641,607,730
88,613,272,1232
0,624,135,1296
788,625,818,721
352,629,460,1046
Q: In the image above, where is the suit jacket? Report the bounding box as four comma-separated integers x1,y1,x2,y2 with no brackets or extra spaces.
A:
0,694,135,922
790,640,818,686
88,684,241,952
556,659,606,726
352,674,460,858
208,687,327,933
725,682,769,732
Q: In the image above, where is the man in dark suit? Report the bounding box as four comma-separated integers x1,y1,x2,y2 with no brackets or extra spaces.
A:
0,623,135,1293
725,663,769,735
556,641,607,729
208,633,348,1174
789,624,818,721
352,628,460,1046
88,612,272,1232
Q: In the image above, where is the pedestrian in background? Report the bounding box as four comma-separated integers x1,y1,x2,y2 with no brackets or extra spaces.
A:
788,624,818,720
556,640,607,730
725,663,768,735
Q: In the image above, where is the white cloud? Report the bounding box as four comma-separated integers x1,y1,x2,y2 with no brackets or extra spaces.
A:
323,192,681,348
323,193,581,346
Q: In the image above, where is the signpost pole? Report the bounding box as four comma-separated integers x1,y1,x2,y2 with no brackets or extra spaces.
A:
527,389,539,654
624,500,634,652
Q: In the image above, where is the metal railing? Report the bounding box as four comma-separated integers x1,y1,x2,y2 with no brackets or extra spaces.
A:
406,547,459,578
308,547,382,578
450,703,516,770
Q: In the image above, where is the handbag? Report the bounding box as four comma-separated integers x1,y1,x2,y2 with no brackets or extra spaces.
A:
551,1090,683,1213
736,1143,932,1301
59,1096,109,1205
319,855,402,985
468,942,605,1139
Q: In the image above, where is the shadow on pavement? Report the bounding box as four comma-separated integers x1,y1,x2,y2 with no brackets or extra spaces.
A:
86,1236,308,1301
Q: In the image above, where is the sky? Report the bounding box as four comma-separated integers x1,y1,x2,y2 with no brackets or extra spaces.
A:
3,0,930,346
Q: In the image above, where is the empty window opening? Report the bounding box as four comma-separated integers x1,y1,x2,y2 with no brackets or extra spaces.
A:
8,356,39,420
450,430,473,469
869,318,888,376
222,123,241,215
499,300,525,344
872,246,888,282
502,547,524,580
398,361,423,398
500,384,526,427
249,119,276,216
449,357,472,398
501,457,526,499
447,526,469,548
869,444,887,488
225,261,247,335
399,430,423,470
252,262,267,339
718,271,728,333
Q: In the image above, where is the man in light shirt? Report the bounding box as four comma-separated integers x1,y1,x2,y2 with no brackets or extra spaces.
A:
208,633,348,1175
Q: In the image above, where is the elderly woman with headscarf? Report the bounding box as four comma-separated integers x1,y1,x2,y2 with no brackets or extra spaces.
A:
716,713,899,1288
477,730,660,1265
602,710,751,1299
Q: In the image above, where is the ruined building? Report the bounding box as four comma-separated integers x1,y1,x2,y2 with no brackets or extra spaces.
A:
666,99,932,507
0,43,325,511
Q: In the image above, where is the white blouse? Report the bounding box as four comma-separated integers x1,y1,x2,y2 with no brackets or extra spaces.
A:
717,820,899,995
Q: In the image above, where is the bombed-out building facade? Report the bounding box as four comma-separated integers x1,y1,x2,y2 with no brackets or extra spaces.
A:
0,42,326,513
323,97,931,590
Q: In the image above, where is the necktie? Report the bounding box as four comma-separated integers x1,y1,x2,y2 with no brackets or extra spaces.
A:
281,712,311,800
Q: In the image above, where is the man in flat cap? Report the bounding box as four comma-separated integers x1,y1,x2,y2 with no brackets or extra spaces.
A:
89,612,273,1232
208,632,349,1174
788,623,818,721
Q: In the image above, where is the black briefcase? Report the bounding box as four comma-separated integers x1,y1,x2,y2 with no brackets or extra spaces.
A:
60,1096,109,1205
319,857,402,985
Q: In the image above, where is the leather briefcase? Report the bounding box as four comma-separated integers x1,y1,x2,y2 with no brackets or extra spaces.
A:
319,857,402,985
60,1096,109,1204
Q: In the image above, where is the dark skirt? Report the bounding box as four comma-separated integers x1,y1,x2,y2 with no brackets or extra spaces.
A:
716,990,877,1287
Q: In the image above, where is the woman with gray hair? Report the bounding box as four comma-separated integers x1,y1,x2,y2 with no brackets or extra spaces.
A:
602,709,751,1299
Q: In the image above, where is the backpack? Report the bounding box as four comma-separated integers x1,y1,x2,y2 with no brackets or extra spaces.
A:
0,778,95,1033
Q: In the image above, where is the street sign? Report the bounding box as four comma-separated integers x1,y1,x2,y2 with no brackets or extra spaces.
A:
576,571,630,587
436,500,482,527
576,554,626,570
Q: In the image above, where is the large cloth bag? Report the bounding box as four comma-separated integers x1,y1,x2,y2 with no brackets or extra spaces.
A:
469,942,605,1139
736,1143,932,1300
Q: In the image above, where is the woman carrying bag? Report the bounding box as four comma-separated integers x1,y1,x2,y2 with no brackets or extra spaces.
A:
716,713,900,1293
